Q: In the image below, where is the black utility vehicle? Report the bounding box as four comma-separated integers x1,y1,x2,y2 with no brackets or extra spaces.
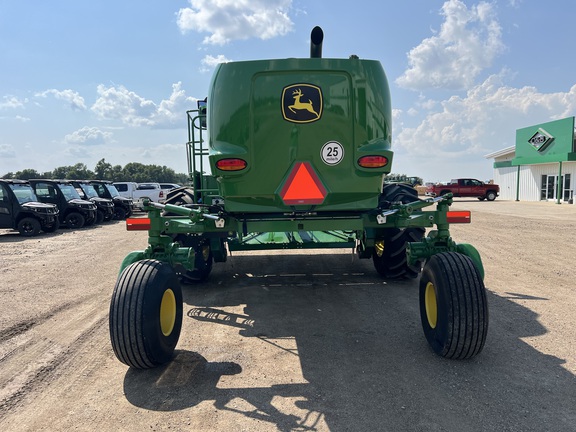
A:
0,179,59,236
30,179,97,229
70,180,114,223
89,180,134,220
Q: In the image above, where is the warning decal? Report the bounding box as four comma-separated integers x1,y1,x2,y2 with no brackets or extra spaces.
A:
279,162,327,205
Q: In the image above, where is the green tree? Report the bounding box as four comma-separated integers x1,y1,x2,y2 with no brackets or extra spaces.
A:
14,169,42,180
68,163,94,179
121,162,146,183
110,164,124,181
94,158,113,180
52,163,94,179
52,166,69,179
3,161,189,183
174,172,190,185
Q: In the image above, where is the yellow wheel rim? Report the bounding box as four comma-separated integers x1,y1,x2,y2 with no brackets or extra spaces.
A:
374,240,385,258
424,282,438,329
201,244,210,261
160,288,177,336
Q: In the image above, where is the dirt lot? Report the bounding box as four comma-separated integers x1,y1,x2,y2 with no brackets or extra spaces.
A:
0,200,575,432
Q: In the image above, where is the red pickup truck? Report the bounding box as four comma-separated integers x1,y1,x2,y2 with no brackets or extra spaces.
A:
425,178,499,201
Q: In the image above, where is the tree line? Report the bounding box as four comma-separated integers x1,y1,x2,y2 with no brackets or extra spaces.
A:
1,158,190,184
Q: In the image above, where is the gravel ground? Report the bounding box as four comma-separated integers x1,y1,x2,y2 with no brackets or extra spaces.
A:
0,199,575,432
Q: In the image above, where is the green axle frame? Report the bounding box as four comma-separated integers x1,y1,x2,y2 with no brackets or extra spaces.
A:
120,193,484,280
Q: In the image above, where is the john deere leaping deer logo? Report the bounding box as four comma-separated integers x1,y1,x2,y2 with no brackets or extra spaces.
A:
282,84,323,123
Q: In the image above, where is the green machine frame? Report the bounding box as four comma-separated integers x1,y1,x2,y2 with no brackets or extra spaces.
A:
109,27,489,370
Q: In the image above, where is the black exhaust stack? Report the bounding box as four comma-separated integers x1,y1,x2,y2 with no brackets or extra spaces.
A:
310,26,324,58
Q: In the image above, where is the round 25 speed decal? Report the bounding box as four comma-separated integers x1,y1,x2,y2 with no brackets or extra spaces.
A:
321,141,344,166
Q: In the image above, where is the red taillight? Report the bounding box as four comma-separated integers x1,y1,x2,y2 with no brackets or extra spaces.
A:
216,158,247,171
357,155,388,168
159,190,164,198
447,211,471,223
126,218,150,231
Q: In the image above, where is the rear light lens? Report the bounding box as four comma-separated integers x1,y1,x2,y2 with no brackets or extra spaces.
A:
446,211,471,223
357,155,388,168
126,218,150,230
216,158,247,171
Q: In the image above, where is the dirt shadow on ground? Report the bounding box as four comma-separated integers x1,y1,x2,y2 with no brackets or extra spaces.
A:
122,253,576,431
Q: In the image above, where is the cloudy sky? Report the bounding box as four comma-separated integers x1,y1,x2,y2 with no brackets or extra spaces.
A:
1,0,575,182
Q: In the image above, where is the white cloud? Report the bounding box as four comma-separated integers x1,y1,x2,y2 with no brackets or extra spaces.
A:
91,85,156,126
0,115,30,122
395,73,576,159
35,89,86,110
200,54,232,73
155,83,199,127
396,0,504,90
0,95,28,110
177,0,293,45
64,126,112,146
91,82,196,128
0,144,16,158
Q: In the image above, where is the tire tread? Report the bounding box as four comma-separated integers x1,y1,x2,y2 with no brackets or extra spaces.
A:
420,252,488,360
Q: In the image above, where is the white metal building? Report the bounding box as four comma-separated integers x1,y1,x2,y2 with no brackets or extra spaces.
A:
485,117,576,204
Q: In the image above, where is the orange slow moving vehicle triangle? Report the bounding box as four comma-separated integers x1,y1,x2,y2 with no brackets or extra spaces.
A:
280,162,327,205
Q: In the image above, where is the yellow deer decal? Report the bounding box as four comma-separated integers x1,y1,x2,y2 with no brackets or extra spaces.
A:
288,88,319,118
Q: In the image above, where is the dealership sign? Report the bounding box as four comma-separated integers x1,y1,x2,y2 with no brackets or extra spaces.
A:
528,128,554,152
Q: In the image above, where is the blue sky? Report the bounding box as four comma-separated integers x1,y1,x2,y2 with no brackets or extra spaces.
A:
1,0,575,182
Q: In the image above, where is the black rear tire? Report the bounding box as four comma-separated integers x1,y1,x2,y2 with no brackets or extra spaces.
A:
175,235,214,283
373,227,424,279
419,252,488,359
166,187,195,206
163,187,196,216
378,183,419,208
65,212,85,229
109,259,183,369
18,217,41,236
373,183,425,279
114,207,127,220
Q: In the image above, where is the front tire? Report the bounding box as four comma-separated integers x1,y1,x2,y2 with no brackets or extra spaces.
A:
419,252,488,359
109,259,183,369
486,191,497,201
17,217,41,236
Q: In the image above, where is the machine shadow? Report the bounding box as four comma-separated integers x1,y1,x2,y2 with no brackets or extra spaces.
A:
123,252,576,431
